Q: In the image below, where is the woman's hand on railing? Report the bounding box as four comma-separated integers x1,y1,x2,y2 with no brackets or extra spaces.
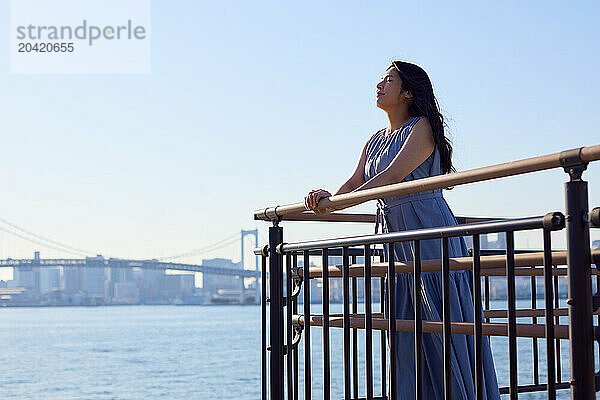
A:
304,189,335,215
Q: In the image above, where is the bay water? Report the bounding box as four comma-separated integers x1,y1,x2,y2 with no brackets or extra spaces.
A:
0,299,591,399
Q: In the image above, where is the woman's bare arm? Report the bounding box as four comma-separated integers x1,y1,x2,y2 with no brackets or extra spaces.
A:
305,140,368,213
333,141,368,195
353,118,435,192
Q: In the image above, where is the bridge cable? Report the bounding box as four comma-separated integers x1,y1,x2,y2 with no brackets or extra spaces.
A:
158,232,240,260
0,216,96,256
0,225,91,257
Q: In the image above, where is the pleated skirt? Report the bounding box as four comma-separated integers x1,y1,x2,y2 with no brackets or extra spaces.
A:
379,195,501,400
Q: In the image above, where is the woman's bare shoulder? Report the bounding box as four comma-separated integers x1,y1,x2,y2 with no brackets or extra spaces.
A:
410,117,434,138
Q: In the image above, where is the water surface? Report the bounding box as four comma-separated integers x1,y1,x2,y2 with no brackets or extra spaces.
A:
0,300,590,399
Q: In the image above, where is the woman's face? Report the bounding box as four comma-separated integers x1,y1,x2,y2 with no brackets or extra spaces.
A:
376,67,411,110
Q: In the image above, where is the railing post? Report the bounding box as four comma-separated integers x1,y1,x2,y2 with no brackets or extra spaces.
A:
561,148,595,400
269,223,284,400
262,248,268,400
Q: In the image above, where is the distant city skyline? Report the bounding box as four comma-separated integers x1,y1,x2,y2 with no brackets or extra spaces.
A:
1,254,254,306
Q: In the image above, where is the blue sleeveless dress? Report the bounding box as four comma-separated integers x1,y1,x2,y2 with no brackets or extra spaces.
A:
364,116,500,400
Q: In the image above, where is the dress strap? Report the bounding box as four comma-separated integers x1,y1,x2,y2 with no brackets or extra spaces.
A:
400,116,424,141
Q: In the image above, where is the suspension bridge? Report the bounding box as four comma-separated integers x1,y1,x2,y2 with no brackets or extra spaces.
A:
0,255,259,277
0,216,262,305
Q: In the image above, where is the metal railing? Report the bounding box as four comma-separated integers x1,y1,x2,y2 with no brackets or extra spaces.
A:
254,145,600,400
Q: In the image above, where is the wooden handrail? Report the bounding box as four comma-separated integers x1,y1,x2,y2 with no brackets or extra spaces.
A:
281,212,376,223
280,212,507,224
482,308,600,318
255,144,600,221
327,309,599,319
295,314,574,339
481,267,589,277
296,249,600,278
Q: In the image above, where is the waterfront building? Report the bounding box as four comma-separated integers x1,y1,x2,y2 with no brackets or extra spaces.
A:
82,256,107,300
202,258,243,295
39,268,60,294
114,282,140,304
62,267,82,294
14,267,39,291
107,267,134,301
136,268,163,303
82,268,106,299
159,274,195,300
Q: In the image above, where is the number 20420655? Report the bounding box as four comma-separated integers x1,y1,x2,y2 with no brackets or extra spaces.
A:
18,42,74,52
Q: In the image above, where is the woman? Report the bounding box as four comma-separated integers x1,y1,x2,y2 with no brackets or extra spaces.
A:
305,61,500,400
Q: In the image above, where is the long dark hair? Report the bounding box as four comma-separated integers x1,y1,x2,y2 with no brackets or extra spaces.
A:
390,61,454,174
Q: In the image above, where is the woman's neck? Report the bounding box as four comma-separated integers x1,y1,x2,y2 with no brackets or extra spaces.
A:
385,110,413,134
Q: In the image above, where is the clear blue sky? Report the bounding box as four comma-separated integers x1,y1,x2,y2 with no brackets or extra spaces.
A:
1,1,599,280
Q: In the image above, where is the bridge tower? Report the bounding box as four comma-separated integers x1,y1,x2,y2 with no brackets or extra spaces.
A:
240,229,259,304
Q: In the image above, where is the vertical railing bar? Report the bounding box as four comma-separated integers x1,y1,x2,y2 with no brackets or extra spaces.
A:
286,253,293,400
343,247,351,400
322,248,331,400
542,229,556,399
484,275,490,323
472,235,483,400
351,254,359,400
441,236,452,400
553,276,562,383
506,230,518,400
262,253,268,400
530,264,539,386
597,273,600,365
379,249,386,398
303,250,311,400
269,226,284,400
292,253,299,400
414,240,423,400
365,244,373,400
388,242,397,400
564,167,595,398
